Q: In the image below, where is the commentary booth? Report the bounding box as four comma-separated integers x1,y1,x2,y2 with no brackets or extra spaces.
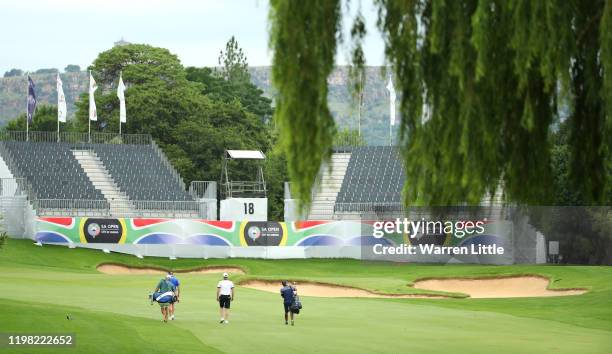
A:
219,150,267,221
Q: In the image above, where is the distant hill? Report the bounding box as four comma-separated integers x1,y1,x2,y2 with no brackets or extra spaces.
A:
0,66,398,145
0,71,87,123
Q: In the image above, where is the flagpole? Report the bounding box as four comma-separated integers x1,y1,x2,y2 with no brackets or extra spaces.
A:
56,74,59,142
389,116,392,145
119,71,122,136
26,79,29,142
88,71,91,143
358,71,363,137
386,75,395,146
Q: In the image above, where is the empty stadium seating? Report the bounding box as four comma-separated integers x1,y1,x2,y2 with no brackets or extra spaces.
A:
92,144,192,201
0,141,105,200
0,139,195,218
335,146,404,211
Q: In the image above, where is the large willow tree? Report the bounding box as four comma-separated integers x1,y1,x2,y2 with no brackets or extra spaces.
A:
269,0,611,207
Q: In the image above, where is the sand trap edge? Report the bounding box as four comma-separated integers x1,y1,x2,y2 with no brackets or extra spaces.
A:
411,274,589,298
96,262,246,275
239,279,454,299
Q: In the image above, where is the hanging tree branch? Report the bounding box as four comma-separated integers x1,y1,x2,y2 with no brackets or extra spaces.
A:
269,0,610,206
269,0,342,208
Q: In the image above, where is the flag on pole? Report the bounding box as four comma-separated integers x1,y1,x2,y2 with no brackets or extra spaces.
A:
57,74,67,123
89,72,97,121
386,77,396,126
27,76,37,123
117,73,126,123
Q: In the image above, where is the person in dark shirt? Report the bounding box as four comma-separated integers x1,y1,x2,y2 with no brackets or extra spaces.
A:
280,280,297,326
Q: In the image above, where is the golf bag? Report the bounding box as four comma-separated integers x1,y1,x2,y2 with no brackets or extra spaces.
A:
152,291,175,303
290,296,303,314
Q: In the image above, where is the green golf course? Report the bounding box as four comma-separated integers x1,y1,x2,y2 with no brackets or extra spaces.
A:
0,239,610,353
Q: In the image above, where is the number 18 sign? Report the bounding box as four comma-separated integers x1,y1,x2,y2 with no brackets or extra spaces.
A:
220,198,268,221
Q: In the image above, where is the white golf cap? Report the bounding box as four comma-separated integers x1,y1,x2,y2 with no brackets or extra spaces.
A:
166,274,172,279
223,272,229,278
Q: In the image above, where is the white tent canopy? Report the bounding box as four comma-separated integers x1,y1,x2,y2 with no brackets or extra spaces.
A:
225,150,266,160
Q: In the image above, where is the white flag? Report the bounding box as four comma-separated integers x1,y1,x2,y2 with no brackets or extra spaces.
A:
386,77,396,126
117,74,126,123
89,72,97,121
57,73,67,123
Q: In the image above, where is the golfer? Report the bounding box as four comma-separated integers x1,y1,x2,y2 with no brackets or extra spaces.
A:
154,274,176,323
216,272,234,324
167,272,180,321
280,280,297,326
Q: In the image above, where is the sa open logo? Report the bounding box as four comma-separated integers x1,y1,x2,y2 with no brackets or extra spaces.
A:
247,226,262,241
79,218,126,244
240,221,287,246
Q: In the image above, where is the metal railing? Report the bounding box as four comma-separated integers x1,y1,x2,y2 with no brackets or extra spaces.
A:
189,181,217,199
0,131,151,145
0,178,27,197
34,199,212,218
334,202,405,213
0,143,39,200
222,180,267,198
34,199,111,214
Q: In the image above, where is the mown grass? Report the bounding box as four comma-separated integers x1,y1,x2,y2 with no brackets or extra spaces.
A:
0,239,610,353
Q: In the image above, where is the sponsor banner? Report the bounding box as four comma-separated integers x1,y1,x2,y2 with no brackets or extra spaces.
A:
34,217,509,248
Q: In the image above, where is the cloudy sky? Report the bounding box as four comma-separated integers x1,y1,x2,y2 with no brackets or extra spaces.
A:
0,0,386,73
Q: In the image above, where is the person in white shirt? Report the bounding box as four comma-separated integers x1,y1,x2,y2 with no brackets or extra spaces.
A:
216,272,234,324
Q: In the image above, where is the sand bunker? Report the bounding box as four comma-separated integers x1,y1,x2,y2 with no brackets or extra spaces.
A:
242,276,587,299
97,264,245,275
240,280,449,299
413,276,587,298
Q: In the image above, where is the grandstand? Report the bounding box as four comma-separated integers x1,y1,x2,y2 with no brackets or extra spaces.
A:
305,145,503,220
335,146,404,208
93,144,191,201
2,141,105,201
306,146,405,220
0,130,500,224
0,131,215,219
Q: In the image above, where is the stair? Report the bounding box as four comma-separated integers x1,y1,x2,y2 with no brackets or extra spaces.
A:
307,153,351,220
72,150,134,216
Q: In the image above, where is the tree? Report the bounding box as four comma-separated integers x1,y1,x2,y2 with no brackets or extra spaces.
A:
264,134,289,221
185,66,273,120
527,122,612,264
269,0,340,208
3,69,23,77
334,128,366,147
268,0,611,207
34,68,59,75
218,36,249,83
72,44,204,140
64,64,81,73
73,43,276,215
0,232,6,249
186,37,279,216
187,37,273,121
5,105,71,132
